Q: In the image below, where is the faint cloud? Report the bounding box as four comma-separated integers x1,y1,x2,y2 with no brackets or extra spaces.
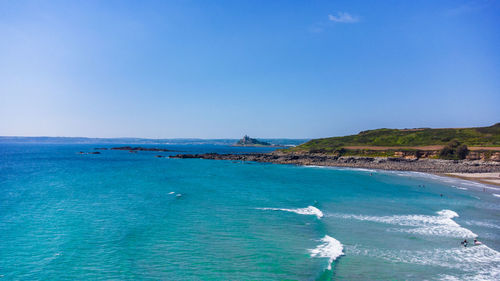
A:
309,11,360,33
328,12,359,23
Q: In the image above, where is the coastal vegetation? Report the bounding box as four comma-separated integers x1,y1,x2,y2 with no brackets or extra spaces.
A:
439,140,469,160
284,123,500,159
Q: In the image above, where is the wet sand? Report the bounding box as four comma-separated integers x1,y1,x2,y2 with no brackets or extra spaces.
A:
445,172,500,186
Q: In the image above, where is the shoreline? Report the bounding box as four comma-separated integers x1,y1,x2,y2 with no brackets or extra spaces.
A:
170,152,500,186
442,172,500,187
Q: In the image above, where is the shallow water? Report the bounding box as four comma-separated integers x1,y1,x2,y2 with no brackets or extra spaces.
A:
1,143,499,280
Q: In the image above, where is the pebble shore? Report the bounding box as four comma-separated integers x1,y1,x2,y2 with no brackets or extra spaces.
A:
170,152,500,173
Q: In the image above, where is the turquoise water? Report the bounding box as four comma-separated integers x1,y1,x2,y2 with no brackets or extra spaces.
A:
1,143,499,280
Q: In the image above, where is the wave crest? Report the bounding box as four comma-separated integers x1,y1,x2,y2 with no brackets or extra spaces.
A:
331,209,476,238
309,235,344,270
257,206,323,219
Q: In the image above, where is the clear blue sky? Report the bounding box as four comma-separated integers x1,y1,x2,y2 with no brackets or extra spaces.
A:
0,0,499,138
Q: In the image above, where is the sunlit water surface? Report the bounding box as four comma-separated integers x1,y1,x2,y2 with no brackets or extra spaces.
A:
1,143,499,280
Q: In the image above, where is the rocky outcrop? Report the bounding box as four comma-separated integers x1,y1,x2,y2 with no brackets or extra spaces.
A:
393,150,439,159
170,152,500,173
78,151,101,155
466,151,500,161
234,135,271,146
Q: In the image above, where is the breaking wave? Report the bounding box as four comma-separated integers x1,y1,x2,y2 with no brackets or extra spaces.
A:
452,185,468,190
350,244,500,281
330,209,477,238
309,235,344,270
257,206,323,219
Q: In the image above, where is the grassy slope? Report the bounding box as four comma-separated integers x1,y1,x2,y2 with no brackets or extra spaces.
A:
287,123,500,153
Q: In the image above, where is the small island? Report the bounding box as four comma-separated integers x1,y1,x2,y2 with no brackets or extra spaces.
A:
233,135,272,147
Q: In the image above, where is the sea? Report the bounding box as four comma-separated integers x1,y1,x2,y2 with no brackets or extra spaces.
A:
1,141,499,280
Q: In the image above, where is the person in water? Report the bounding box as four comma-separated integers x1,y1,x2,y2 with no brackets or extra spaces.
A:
474,239,482,245
461,239,468,247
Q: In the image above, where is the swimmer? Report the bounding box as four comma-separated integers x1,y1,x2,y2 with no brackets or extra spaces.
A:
461,239,468,247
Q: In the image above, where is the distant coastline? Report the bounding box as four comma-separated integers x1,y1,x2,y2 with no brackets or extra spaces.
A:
0,136,308,147
171,123,500,181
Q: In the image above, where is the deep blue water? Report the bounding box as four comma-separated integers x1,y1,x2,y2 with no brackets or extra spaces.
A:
1,143,499,280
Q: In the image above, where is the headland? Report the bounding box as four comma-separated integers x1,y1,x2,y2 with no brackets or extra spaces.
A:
171,124,500,185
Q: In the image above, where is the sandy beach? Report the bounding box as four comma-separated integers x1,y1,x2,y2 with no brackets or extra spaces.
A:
445,172,500,186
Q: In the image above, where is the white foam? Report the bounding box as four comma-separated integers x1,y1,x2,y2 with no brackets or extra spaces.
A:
309,235,344,270
168,191,175,194
331,209,477,238
465,220,500,230
349,168,377,173
436,210,459,218
384,170,500,191
493,194,500,198
304,165,328,169
350,244,500,280
257,206,323,219
439,272,499,281
304,166,376,173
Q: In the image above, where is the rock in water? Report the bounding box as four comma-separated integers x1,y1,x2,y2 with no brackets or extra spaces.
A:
235,135,271,146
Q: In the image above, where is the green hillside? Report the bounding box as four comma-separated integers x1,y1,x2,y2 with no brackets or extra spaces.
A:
288,123,500,153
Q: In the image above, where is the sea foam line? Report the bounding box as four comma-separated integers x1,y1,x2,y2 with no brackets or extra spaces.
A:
304,165,377,173
384,170,500,191
452,185,468,190
330,209,477,238
350,244,500,281
257,206,323,219
309,235,344,270
465,220,500,230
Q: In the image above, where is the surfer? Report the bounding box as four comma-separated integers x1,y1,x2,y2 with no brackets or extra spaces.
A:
474,239,482,245
461,239,468,247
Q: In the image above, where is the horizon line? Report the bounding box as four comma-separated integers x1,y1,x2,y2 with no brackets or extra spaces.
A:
1,122,497,141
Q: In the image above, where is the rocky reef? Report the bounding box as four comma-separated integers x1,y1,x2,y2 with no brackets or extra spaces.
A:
78,151,101,155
